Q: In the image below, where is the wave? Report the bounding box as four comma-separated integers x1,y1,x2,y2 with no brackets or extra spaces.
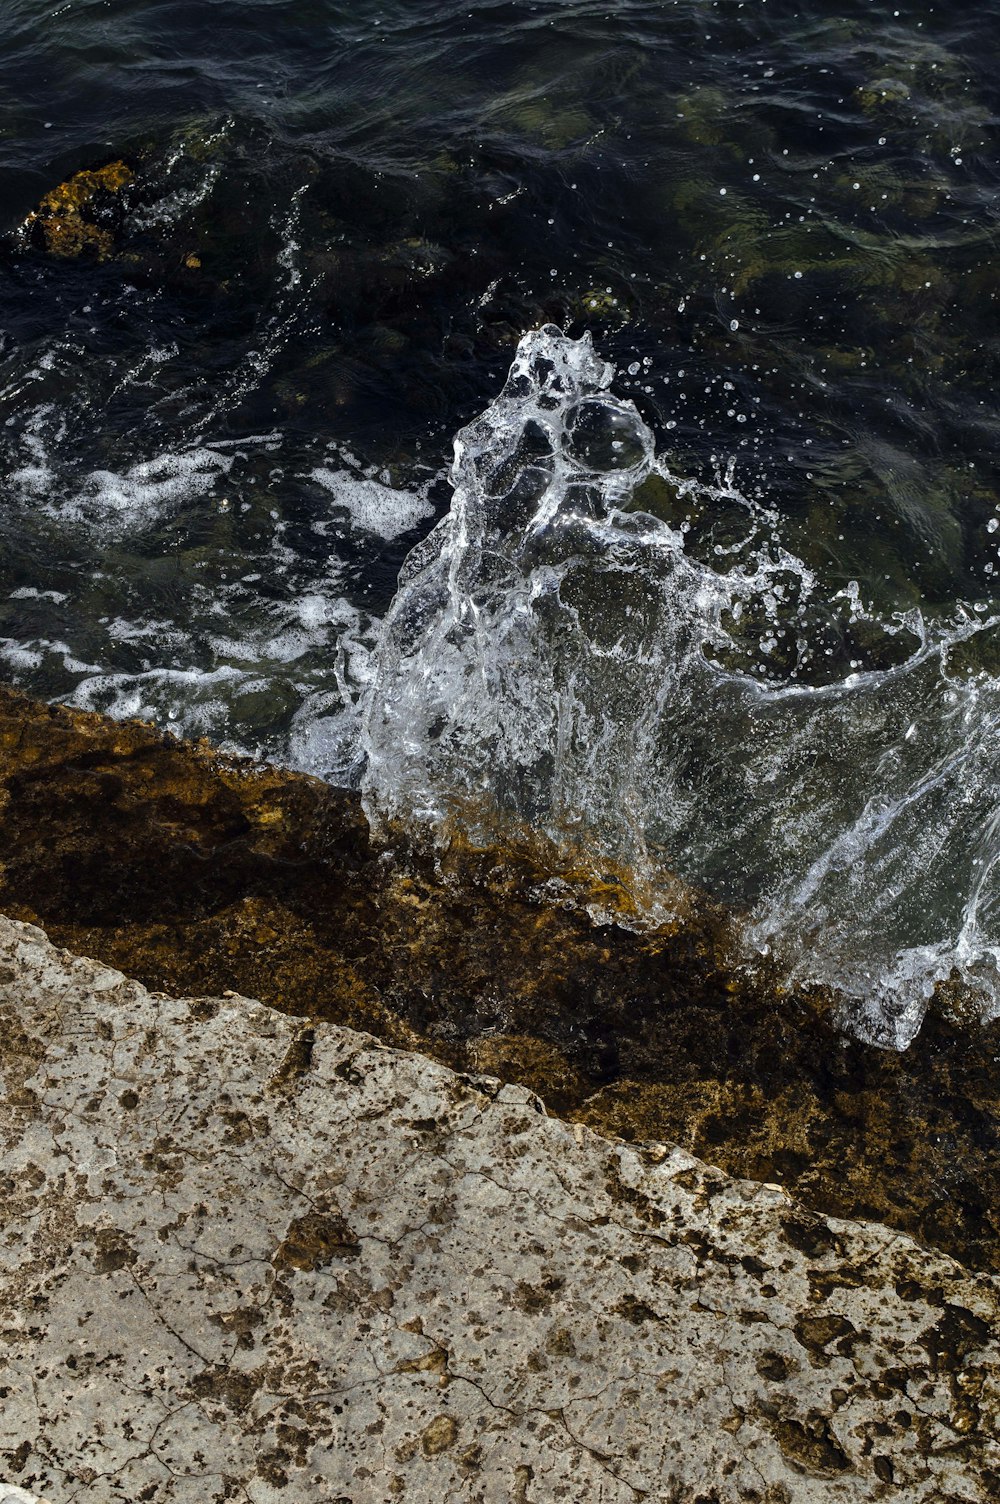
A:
359,326,1000,1048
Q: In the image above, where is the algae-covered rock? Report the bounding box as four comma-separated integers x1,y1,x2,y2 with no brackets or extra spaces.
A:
1,682,1000,1275
1,913,999,1501
20,160,134,261
855,76,912,114
575,283,634,328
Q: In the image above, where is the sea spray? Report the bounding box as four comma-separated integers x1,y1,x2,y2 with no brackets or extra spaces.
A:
361,326,1000,1048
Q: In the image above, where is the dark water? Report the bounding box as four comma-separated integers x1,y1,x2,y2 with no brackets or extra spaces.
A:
3,0,1000,1037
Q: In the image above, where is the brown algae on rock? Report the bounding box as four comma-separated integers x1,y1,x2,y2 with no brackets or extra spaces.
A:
20,160,134,261
0,682,999,1275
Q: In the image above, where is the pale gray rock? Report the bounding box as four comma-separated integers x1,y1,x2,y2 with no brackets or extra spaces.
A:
0,911,998,1502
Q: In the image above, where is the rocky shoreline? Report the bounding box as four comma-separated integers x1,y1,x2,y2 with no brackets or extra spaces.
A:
1,910,999,1500
0,684,998,1275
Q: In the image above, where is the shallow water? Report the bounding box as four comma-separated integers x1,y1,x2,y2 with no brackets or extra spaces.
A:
2,0,1000,1041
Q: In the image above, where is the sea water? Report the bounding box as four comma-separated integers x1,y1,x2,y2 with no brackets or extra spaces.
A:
358,327,1000,1048
3,0,1000,1047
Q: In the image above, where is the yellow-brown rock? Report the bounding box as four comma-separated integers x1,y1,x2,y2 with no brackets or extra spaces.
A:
21,160,134,260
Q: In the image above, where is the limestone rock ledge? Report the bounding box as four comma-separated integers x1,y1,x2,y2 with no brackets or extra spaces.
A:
0,914,997,1503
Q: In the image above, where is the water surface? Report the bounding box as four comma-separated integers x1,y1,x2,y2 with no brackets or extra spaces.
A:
2,0,1000,1039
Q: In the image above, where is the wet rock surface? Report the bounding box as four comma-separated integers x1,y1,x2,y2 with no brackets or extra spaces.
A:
1,911,999,1502
1,683,999,1276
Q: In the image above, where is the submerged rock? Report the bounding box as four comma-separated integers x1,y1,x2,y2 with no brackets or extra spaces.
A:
0,912,998,1501
855,77,912,113
1,682,1000,1275
19,160,134,261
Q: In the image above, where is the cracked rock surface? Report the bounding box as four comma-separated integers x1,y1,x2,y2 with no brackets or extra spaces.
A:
1,913,998,1502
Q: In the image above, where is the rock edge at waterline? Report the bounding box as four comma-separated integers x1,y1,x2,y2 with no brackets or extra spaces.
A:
0,913,998,1501
3,683,1000,1276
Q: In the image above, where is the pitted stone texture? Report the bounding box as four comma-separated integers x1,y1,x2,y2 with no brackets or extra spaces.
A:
0,914,998,1502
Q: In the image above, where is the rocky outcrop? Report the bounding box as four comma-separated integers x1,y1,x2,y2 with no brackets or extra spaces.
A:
1,683,1000,1275
1,912,999,1501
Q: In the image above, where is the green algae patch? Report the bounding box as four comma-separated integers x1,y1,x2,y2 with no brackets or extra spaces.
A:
0,681,999,1276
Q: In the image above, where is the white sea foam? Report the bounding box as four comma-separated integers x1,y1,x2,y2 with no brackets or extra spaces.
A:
311,467,435,540
8,412,234,532
68,448,234,530
8,405,62,498
0,638,101,676
286,599,380,785
68,665,248,740
9,588,68,603
0,640,44,671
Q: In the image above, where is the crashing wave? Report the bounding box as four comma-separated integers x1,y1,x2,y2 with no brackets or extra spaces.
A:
361,326,1000,1048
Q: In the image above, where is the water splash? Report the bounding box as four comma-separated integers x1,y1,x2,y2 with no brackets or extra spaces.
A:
361,326,1000,1048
